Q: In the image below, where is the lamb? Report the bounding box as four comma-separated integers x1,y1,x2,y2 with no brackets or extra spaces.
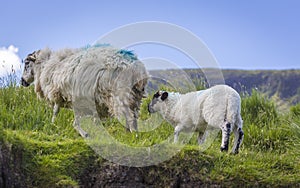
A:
21,45,148,137
148,85,244,154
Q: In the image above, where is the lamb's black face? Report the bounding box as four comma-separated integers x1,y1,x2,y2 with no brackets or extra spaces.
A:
148,91,168,113
21,52,37,87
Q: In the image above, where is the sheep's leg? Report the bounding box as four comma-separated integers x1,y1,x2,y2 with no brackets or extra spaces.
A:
174,125,184,143
73,115,89,138
72,105,89,138
75,126,89,138
124,108,138,132
231,116,244,154
51,103,60,123
131,117,138,132
133,109,139,131
220,122,231,152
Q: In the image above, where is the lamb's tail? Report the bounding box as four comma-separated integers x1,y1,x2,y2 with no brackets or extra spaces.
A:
224,92,241,128
226,92,244,154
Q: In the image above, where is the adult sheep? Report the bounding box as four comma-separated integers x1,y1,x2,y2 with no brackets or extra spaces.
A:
148,85,244,154
21,45,148,137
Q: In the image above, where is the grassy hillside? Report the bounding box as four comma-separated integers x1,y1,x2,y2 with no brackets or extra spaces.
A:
0,84,300,187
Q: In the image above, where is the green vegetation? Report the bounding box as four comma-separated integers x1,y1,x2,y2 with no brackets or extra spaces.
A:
1,82,300,187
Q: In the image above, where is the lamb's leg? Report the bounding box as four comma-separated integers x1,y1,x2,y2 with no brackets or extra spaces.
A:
231,117,244,154
198,129,209,145
231,127,244,154
220,122,231,152
174,125,184,143
198,127,220,152
52,103,60,123
198,127,219,145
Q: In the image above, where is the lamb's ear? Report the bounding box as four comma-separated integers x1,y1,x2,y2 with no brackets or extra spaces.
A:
153,91,160,98
161,92,168,101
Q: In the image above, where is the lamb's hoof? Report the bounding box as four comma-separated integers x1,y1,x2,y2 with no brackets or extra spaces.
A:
231,150,239,155
125,127,131,132
198,139,205,145
220,146,228,152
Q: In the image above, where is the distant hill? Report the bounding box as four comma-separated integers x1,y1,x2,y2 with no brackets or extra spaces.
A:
149,69,300,105
222,69,300,105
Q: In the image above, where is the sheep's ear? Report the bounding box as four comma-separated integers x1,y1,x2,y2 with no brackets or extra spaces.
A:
27,50,41,63
161,92,168,101
27,52,37,62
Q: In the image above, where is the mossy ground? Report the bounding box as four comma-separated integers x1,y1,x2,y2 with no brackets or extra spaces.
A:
1,85,300,187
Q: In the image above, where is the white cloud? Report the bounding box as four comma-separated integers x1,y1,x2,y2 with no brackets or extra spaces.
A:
0,45,22,77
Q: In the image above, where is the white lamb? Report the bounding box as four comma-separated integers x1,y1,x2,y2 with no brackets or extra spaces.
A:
148,85,244,154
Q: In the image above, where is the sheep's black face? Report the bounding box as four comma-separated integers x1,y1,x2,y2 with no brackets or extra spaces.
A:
148,91,168,113
21,52,37,87
133,78,148,99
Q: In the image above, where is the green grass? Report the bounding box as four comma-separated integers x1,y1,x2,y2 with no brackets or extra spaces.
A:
1,84,300,187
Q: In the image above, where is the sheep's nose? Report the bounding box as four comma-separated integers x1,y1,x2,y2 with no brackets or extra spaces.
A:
21,78,30,87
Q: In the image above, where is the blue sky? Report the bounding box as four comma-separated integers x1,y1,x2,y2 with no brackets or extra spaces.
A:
1,0,300,74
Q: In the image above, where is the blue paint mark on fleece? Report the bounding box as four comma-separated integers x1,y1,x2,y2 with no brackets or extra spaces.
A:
117,49,137,60
83,43,111,50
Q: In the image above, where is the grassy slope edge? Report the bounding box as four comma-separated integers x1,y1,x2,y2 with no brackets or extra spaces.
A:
0,86,300,187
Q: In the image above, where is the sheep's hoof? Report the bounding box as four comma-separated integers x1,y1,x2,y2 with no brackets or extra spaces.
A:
220,146,228,152
75,126,89,138
79,131,89,138
82,132,89,138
